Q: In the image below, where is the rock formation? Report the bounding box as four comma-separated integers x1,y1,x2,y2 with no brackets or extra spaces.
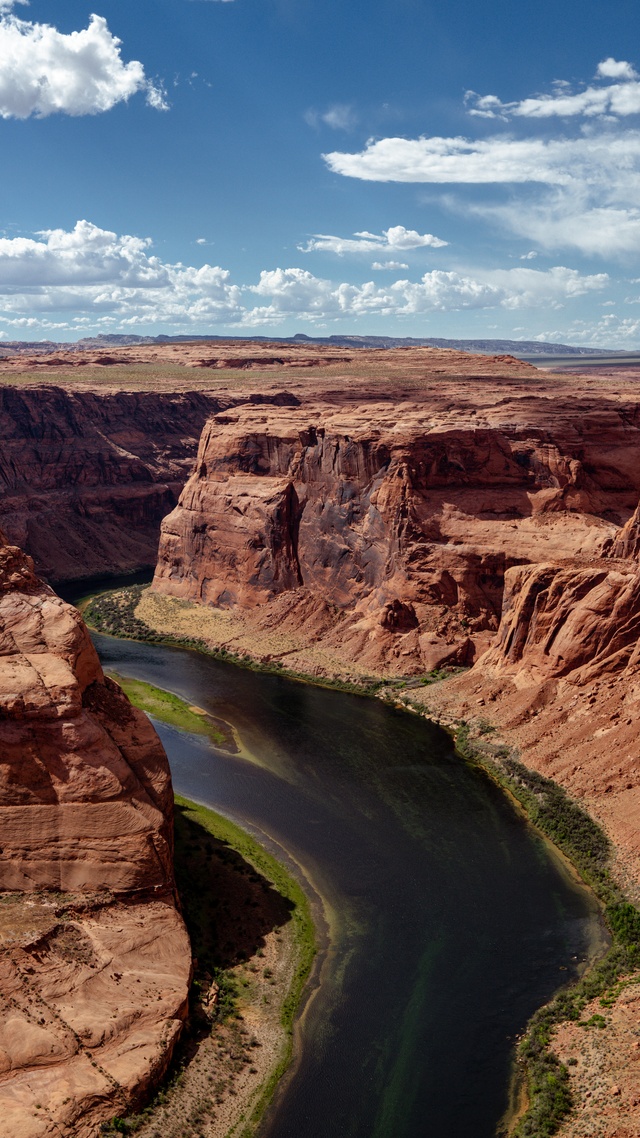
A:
144,350,640,901
152,385,640,676
5,341,640,1136
0,384,299,584
0,532,191,1137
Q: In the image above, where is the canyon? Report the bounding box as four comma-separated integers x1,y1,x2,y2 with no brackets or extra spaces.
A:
3,339,640,1134
143,349,640,908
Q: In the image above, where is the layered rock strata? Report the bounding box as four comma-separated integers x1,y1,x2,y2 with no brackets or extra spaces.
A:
0,384,298,583
146,361,640,892
0,533,191,1137
152,389,640,677
146,356,640,1138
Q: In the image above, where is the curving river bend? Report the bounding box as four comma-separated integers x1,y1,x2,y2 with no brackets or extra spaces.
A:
90,630,604,1138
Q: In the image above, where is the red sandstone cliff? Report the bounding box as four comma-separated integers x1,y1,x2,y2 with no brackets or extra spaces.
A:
0,532,191,1137
152,385,640,676
0,384,299,584
144,356,640,887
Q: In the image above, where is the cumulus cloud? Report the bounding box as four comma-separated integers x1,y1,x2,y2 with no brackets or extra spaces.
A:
597,58,638,80
0,221,169,286
0,221,609,335
298,224,448,255
533,313,640,348
0,9,166,118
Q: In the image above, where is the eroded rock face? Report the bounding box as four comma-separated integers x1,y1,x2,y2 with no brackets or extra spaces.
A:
611,501,640,559
484,561,640,683
153,391,639,675
0,533,191,1136
147,360,640,916
0,385,299,583
0,386,225,583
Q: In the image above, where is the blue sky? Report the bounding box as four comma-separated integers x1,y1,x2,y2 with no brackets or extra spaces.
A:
1,0,639,345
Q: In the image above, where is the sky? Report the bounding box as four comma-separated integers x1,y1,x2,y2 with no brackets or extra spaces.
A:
1,0,640,346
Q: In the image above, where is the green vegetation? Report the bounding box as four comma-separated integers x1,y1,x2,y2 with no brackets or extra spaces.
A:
107,671,233,749
453,727,640,1137
85,585,390,695
174,796,316,1040
85,584,470,701
101,797,316,1138
418,666,465,686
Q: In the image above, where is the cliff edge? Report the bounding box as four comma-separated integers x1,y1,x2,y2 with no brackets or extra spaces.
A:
0,533,191,1138
147,359,640,894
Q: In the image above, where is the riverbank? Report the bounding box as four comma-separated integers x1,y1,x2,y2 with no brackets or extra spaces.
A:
101,790,316,1138
84,584,640,1138
107,671,240,752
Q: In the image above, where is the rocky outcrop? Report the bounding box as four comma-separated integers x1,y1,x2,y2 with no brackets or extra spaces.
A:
610,501,640,559
152,390,640,675
145,355,640,899
483,560,640,683
0,384,299,584
0,532,191,1136
0,386,221,584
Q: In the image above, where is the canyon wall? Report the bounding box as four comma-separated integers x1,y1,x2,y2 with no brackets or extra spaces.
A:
0,532,191,1137
147,362,640,901
0,384,299,584
152,388,640,676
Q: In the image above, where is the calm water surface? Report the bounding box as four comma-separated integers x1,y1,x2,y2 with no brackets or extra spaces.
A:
90,632,603,1138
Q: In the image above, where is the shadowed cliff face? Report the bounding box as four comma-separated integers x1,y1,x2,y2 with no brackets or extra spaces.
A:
0,533,191,1138
152,394,640,675
0,385,300,583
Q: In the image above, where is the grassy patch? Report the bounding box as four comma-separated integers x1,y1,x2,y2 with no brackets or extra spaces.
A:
174,796,317,1039
108,672,233,749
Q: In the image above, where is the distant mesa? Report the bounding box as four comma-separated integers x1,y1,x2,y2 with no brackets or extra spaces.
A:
0,331,629,359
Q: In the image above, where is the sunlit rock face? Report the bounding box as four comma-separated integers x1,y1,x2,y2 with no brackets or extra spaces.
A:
0,532,191,1137
153,358,640,675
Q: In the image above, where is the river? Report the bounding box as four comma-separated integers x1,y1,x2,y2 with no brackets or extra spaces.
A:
89,630,603,1138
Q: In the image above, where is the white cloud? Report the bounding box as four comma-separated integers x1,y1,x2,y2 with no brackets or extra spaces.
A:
298,224,448,255
0,9,166,118
323,62,640,259
0,221,609,334
533,313,640,348
597,58,638,80
520,251,538,260
471,200,640,257
324,132,640,186
0,221,169,287
371,260,409,270
465,59,640,120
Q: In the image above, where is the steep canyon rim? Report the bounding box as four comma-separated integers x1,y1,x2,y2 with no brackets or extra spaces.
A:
4,340,640,1134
